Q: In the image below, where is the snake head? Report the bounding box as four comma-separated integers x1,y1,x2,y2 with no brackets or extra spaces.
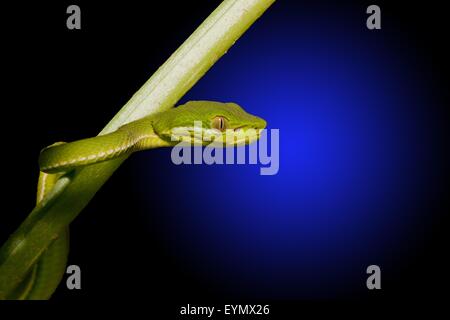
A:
153,101,267,146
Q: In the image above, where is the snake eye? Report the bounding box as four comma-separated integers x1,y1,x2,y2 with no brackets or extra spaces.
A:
211,116,227,131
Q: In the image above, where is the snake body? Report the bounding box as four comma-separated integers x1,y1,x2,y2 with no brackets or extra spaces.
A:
6,101,266,299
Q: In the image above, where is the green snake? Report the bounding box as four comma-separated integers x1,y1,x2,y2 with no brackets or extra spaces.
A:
4,101,266,299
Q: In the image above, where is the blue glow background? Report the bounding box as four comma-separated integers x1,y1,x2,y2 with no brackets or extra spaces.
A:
133,2,441,298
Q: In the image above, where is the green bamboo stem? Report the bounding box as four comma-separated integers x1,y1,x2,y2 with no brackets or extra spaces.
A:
0,0,275,299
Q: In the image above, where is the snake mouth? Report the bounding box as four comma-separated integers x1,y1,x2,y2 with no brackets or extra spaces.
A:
226,126,263,145
170,126,263,146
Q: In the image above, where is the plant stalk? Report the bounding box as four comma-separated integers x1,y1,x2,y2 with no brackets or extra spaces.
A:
0,0,275,298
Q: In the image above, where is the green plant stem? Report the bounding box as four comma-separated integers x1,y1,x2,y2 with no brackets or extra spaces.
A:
0,0,275,299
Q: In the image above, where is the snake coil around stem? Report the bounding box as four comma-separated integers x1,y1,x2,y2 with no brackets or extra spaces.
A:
3,101,266,299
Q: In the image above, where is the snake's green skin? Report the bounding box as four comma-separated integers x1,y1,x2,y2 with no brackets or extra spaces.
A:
5,101,266,299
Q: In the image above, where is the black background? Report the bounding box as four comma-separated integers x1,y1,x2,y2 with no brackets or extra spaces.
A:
1,0,449,316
